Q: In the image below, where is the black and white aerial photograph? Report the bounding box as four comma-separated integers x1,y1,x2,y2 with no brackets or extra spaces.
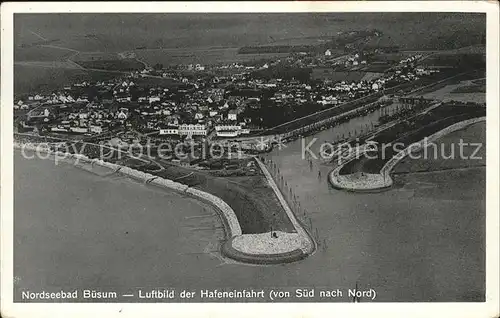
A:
1,2,499,317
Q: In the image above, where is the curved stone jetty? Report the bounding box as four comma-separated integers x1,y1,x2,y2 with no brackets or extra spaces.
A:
329,117,486,191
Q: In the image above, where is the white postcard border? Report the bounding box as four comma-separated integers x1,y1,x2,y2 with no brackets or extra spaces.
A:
1,2,499,318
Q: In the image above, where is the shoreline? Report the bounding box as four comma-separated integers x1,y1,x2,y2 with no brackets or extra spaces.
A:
14,138,312,265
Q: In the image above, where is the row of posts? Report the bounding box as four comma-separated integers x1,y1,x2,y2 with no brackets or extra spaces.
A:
262,156,329,252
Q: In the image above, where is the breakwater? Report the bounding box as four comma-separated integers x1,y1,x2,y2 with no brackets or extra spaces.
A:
329,116,486,191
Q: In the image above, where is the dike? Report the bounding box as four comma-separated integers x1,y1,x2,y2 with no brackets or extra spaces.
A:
14,137,313,265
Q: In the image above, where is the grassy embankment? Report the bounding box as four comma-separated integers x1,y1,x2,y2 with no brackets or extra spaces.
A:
149,159,296,234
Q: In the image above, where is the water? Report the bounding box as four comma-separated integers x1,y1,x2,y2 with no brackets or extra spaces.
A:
262,108,485,301
14,108,485,302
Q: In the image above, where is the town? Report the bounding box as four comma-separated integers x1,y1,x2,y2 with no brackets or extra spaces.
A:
14,32,450,168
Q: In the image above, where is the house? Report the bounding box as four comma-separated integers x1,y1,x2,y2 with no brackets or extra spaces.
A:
117,110,128,120
228,110,238,121
78,112,89,119
179,123,207,136
215,122,250,137
324,49,332,56
167,115,181,125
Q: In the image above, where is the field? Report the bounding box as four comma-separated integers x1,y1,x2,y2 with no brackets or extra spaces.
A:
311,69,367,82
134,47,289,66
71,52,121,61
132,76,180,88
15,64,86,95
360,72,384,82
14,65,119,97
75,59,144,71
393,121,486,174
14,46,75,62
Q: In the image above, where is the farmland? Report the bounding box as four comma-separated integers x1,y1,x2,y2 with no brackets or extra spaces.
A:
14,13,485,97
74,59,144,72
14,46,75,62
14,64,119,97
311,69,367,82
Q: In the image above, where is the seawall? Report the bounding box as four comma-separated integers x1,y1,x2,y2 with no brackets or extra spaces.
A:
14,137,311,264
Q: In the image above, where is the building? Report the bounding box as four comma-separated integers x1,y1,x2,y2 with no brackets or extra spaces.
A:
159,126,179,135
215,123,242,132
325,49,332,56
178,123,207,136
215,123,250,137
